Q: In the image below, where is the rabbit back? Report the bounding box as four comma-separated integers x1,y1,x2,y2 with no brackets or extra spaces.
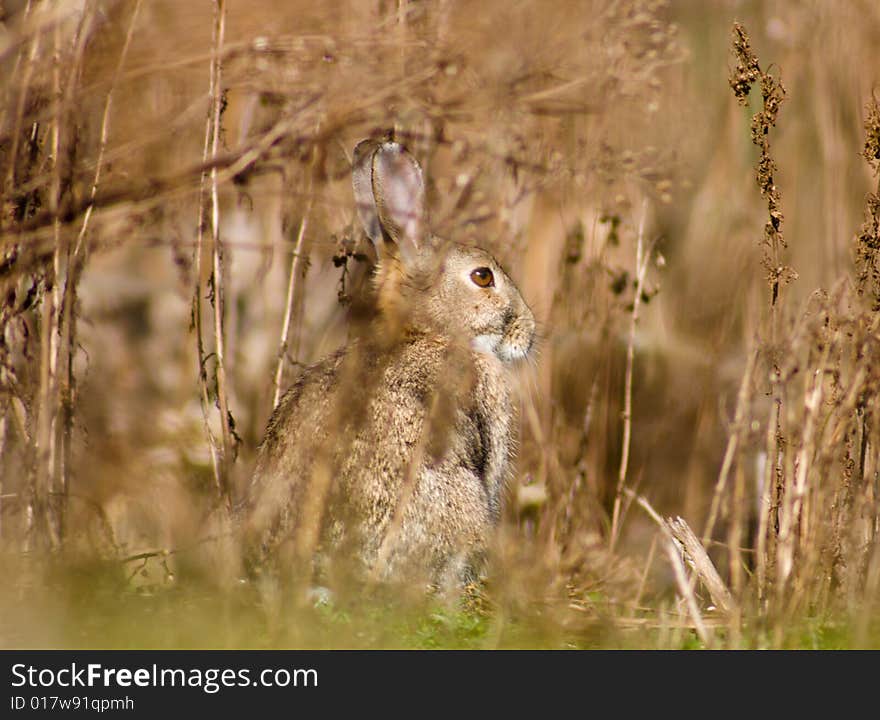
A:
245,330,514,589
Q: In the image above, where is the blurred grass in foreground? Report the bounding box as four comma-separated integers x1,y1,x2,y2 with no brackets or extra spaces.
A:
2,0,880,648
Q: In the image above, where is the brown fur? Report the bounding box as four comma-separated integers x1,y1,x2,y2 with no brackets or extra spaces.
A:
243,141,536,592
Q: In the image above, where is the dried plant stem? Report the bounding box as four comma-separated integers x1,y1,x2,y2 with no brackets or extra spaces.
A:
49,235,64,540
728,463,747,597
626,489,715,645
664,538,710,646
55,7,94,542
756,390,779,604
56,4,143,543
0,0,34,133
49,16,66,538
610,200,650,550
854,94,880,307
0,414,7,538
730,23,792,312
630,533,658,617
729,21,797,617
31,10,66,550
857,532,880,645
209,0,234,513
193,2,224,504
776,358,826,599
34,291,59,548
2,1,39,195
74,0,142,258
272,200,312,410
702,347,757,544
667,516,734,614
1,113,307,279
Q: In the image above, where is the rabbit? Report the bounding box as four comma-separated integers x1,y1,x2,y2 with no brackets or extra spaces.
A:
242,139,536,594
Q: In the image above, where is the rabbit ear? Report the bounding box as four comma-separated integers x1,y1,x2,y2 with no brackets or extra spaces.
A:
370,142,427,264
352,139,383,244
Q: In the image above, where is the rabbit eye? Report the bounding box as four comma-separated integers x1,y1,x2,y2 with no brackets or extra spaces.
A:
470,267,495,288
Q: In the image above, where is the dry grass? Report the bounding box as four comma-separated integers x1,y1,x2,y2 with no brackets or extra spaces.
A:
2,0,880,649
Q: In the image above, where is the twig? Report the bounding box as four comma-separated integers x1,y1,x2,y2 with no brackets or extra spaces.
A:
73,0,143,259
730,22,793,315
209,0,235,513
756,390,780,604
33,287,59,549
631,533,657,617
729,20,794,616
610,199,651,550
30,3,67,550
48,13,65,542
2,0,39,196
56,4,142,543
119,530,234,566
0,414,6,538
272,197,312,410
776,357,826,596
664,536,711,647
1,112,295,242
193,0,226,508
702,347,757,543
48,490,119,555
626,488,733,645
26,1,94,550
667,516,735,614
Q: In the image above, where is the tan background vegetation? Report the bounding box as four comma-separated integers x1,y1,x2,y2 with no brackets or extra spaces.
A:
2,0,880,648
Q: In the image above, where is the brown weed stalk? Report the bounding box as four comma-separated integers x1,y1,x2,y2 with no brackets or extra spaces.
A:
854,94,880,310
730,22,796,312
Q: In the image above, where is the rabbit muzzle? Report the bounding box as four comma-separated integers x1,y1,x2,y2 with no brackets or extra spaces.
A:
473,299,536,363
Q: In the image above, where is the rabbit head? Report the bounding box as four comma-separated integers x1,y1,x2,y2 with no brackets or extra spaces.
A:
352,139,535,363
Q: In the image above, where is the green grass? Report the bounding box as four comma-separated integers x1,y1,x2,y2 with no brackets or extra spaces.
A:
4,549,879,650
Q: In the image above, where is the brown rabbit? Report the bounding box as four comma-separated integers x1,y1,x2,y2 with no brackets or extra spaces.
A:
243,139,536,594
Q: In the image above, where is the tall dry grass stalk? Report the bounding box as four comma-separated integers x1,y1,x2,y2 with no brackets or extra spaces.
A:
684,23,880,645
